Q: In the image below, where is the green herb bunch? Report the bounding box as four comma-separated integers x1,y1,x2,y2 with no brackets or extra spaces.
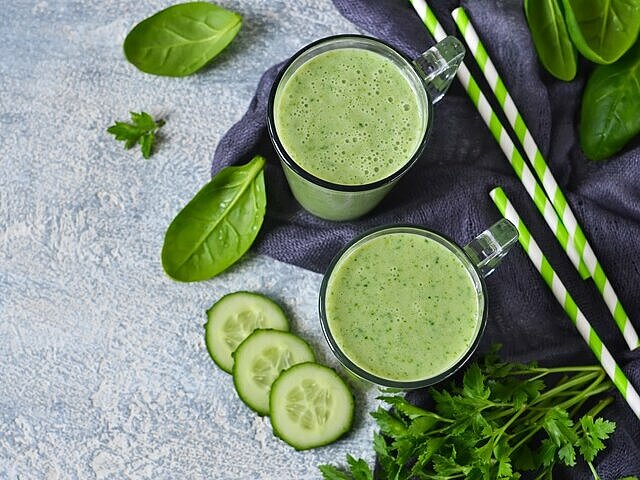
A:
321,347,617,480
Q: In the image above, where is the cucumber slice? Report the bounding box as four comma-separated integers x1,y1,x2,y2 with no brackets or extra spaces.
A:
205,292,289,373
269,362,354,450
233,330,315,415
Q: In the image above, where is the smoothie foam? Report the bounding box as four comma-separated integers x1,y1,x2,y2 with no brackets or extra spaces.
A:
274,48,424,185
325,231,480,382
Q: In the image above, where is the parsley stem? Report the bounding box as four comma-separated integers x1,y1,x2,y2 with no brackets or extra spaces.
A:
569,395,590,418
509,424,542,453
509,366,604,375
507,366,603,384
422,474,467,480
528,383,612,414
493,404,527,445
530,371,602,405
588,461,601,480
507,373,612,457
585,397,614,418
533,467,553,480
486,408,520,422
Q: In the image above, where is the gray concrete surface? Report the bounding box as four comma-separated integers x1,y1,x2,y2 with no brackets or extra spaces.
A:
0,1,380,478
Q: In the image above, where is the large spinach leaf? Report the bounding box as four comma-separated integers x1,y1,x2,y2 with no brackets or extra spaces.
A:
162,156,266,282
562,0,640,64
525,0,577,80
580,41,640,160
124,2,242,77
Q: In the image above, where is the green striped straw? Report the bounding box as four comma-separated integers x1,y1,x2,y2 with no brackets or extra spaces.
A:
490,187,640,419
451,6,639,351
408,0,639,350
408,0,587,281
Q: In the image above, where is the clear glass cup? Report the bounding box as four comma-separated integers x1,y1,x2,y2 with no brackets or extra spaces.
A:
319,219,518,389
267,34,465,221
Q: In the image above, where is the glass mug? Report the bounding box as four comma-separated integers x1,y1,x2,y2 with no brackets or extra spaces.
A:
267,34,465,221
318,219,518,389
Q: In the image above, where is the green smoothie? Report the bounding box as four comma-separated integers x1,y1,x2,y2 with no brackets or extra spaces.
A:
274,48,424,185
325,231,481,382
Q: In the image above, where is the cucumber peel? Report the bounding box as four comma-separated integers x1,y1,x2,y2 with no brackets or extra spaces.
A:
204,292,289,373
269,362,354,450
233,329,316,415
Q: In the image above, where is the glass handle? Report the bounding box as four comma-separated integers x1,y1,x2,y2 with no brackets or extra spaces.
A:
413,36,465,104
463,219,519,278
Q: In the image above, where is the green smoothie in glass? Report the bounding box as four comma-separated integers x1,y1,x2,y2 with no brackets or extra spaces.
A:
320,221,519,388
324,231,481,383
267,35,465,221
274,48,423,186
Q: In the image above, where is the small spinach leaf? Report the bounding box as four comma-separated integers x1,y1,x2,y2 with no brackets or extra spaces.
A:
124,2,242,77
162,156,266,282
580,41,640,160
524,0,577,81
562,0,640,64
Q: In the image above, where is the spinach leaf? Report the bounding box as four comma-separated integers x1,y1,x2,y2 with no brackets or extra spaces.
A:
580,41,640,160
525,0,577,80
162,156,266,282
124,2,242,77
562,0,640,64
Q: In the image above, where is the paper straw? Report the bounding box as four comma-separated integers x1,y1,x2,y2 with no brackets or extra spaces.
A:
451,6,638,351
408,1,590,296
490,187,640,419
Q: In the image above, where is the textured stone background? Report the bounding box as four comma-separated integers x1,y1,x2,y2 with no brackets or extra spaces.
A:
0,1,379,478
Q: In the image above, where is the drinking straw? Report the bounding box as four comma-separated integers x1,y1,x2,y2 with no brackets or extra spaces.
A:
408,0,639,350
451,6,639,351
409,0,587,281
490,187,640,419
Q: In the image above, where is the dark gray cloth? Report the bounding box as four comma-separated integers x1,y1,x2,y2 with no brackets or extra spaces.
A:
212,0,640,476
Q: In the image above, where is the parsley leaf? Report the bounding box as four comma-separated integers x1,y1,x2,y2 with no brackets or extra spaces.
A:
370,407,408,438
577,416,616,462
373,432,396,476
463,364,491,400
346,455,374,480
539,438,558,467
107,111,164,159
497,459,513,479
319,456,373,480
558,442,577,466
491,376,544,408
543,408,578,448
318,465,351,480
378,395,432,419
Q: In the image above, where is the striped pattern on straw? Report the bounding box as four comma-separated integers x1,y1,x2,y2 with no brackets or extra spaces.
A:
407,1,590,282
490,187,640,419
451,6,639,351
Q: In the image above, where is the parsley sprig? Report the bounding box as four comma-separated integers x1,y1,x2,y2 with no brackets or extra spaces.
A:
320,347,617,480
107,111,165,159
